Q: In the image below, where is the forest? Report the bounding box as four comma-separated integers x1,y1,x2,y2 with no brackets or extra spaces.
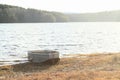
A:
68,11,120,22
1,4,120,22
0,4,69,23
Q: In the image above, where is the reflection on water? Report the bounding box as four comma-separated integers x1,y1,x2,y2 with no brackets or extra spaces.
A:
1,22,120,65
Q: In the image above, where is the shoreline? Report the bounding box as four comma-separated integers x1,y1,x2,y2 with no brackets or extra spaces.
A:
0,52,118,66
0,53,120,80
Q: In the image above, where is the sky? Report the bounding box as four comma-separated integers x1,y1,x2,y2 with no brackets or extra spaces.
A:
0,0,120,13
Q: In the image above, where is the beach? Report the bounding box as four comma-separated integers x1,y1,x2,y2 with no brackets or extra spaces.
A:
0,53,120,80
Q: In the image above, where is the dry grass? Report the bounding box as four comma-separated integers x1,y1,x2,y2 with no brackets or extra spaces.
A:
0,53,120,80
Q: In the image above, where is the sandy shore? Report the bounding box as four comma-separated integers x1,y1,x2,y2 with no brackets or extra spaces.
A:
0,53,120,80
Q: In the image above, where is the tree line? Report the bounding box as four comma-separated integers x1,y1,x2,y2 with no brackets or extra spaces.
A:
1,4,120,23
68,11,120,22
0,4,69,23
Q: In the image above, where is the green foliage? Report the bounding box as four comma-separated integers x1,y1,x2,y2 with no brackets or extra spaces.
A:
53,13,69,22
2,4,120,22
0,4,69,23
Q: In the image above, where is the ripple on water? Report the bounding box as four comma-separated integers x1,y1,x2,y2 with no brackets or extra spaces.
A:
1,23,120,66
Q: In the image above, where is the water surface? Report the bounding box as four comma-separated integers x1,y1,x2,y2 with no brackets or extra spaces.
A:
0,22,120,65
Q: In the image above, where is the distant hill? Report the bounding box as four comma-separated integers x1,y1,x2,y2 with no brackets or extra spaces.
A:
68,11,120,22
1,4,120,23
0,4,69,23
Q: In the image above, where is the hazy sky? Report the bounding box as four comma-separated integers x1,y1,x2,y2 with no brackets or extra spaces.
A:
0,0,120,13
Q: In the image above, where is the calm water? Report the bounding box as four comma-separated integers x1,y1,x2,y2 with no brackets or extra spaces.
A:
0,22,120,65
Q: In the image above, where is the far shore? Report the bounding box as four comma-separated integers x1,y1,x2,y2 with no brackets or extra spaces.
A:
0,53,120,80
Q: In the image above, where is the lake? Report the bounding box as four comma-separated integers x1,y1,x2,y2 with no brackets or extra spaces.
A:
0,22,120,65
